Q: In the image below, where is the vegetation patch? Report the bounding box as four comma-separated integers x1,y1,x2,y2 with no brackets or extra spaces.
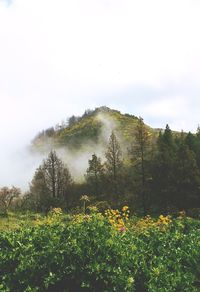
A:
0,209,199,291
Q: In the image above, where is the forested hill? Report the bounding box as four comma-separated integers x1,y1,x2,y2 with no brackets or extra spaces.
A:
32,106,159,151
28,106,200,213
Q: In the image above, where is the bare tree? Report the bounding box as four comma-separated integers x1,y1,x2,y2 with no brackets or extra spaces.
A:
30,151,73,210
42,150,73,199
0,186,21,214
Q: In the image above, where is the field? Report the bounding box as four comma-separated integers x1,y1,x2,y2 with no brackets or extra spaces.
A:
0,208,200,291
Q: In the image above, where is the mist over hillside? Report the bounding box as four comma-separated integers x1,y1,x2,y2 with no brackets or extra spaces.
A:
30,107,157,183
0,106,180,190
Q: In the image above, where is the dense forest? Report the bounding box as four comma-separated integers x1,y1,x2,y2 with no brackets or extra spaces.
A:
1,107,200,217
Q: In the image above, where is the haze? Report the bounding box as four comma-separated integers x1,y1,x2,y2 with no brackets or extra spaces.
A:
1,0,200,188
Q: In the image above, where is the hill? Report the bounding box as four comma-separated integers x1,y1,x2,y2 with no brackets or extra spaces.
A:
32,106,159,153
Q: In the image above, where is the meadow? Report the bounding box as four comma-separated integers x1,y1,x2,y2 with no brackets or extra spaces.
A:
0,208,200,291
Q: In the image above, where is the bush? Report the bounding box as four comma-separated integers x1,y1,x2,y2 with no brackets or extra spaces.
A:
187,208,200,219
0,213,200,291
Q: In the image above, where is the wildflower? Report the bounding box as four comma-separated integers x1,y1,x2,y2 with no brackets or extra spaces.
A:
80,195,90,202
80,195,90,214
119,226,126,232
105,206,130,232
178,210,186,218
122,206,129,212
49,207,62,216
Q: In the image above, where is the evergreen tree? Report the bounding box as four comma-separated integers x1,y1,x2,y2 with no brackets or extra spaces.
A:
174,138,200,209
85,153,104,197
185,132,196,152
105,131,123,199
132,117,151,214
193,126,200,169
152,125,177,211
30,166,50,211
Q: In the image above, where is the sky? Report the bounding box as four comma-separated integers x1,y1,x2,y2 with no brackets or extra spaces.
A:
1,0,200,188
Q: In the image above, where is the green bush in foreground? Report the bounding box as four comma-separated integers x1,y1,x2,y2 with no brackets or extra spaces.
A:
0,212,200,291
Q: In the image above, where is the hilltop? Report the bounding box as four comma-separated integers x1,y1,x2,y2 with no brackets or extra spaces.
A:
32,106,159,152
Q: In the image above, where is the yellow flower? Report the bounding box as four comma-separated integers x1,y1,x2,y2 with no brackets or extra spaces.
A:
122,206,129,212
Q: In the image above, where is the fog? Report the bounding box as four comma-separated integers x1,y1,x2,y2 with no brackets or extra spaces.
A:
0,112,121,191
0,145,43,190
1,0,200,190
55,112,120,181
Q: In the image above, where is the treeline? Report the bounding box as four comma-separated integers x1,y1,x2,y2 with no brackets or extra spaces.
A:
32,106,137,142
32,108,99,141
26,119,200,214
1,119,200,216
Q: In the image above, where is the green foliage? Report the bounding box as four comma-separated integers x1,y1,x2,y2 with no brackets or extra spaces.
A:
131,117,152,215
150,125,200,211
85,154,104,197
0,213,200,291
0,212,43,231
29,108,200,214
105,131,124,197
32,107,146,151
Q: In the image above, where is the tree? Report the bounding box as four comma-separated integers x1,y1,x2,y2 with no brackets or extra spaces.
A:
0,186,21,214
105,131,123,198
85,154,104,197
30,150,73,210
152,125,177,211
68,115,80,127
191,127,200,169
185,132,196,152
42,150,73,199
174,137,200,209
29,166,50,211
131,117,151,214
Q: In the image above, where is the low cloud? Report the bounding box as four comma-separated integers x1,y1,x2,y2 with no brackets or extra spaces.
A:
1,0,200,187
0,112,121,190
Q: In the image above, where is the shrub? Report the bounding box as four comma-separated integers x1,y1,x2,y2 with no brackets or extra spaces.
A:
0,213,199,291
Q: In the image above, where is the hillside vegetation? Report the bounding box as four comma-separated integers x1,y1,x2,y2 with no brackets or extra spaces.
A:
4,106,196,216
32,106,157,152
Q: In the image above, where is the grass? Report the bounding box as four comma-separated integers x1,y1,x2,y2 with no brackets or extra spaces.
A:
0,212,43,231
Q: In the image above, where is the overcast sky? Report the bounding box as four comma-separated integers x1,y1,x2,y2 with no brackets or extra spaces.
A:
1,0,200,187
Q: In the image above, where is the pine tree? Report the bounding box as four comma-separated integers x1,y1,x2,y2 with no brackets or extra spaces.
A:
30,166,50,211
152,125,177,211
132,117,151,214
185,132,196,152
85,153,104,197
174,138,200,209
105,131,123,198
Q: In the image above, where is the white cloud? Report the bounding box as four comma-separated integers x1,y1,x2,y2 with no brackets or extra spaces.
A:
0,0,200,187
143,96,188,119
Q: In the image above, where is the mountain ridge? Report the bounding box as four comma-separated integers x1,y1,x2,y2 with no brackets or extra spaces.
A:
32,106,160,153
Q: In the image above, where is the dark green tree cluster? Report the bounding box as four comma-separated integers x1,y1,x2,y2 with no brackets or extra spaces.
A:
150,126,200,212
27,122,200,215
